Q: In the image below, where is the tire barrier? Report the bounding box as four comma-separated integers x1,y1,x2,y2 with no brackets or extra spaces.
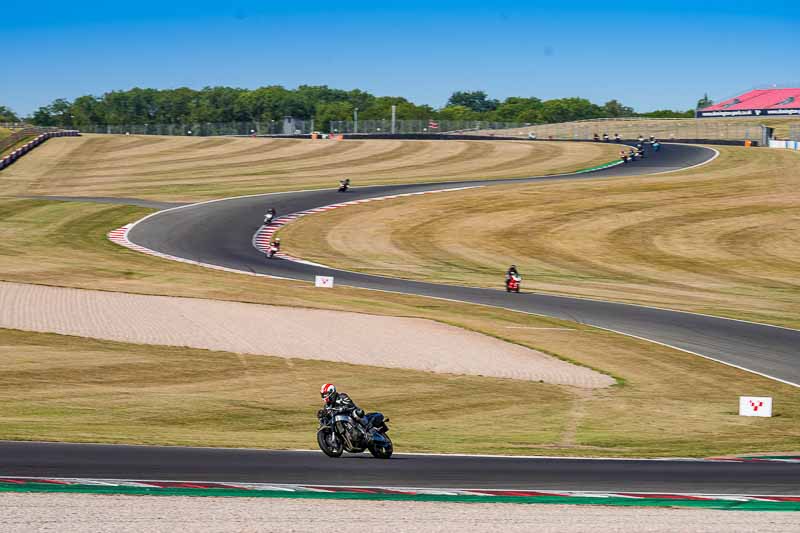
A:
0,130,80,171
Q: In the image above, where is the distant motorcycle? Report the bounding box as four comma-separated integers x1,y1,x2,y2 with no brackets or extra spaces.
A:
317,408,393,459
266,243,279,259
338,179,350,192
506,273,521,293
264,213,275,225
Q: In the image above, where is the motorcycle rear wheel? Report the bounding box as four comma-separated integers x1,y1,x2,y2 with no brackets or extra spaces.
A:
368,434,393,459
317,428,343,458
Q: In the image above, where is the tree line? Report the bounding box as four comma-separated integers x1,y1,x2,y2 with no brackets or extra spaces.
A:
5,87,697,131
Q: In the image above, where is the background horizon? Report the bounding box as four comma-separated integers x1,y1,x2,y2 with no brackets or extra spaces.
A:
3,0,797,116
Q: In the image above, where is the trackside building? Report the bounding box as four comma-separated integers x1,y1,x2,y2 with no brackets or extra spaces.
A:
697,88,800,118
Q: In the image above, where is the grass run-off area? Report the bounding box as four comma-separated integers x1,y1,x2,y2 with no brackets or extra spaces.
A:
0,134,622,201
0,197,797,456
280,146,800,329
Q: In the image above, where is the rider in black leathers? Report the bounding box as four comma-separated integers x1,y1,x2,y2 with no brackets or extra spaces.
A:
319,384,373,430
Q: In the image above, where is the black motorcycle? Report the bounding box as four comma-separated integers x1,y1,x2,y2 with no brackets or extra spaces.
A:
317,408,393,459
338,179,350,192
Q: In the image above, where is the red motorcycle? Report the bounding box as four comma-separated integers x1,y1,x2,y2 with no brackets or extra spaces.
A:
506,274,521,293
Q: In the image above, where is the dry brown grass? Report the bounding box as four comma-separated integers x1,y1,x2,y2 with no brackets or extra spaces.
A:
279,146,800,328
0,135,622,201
0,198,797,455
0,328,576,453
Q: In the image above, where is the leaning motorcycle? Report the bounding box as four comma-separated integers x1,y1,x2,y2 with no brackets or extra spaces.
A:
506,273,521,293
317,408,393,459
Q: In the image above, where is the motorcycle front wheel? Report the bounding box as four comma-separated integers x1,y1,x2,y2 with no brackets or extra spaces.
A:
317,428,343,458
368,434,393,459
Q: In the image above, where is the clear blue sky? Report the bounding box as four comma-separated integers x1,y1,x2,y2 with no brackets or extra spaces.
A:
3,0,797,116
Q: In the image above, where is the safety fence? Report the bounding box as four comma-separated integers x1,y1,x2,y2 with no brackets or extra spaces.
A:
469,119,765,142
0,130,80,171
76,119,315,136
45,117,799,143
0,122,31,129
0,126,66,152
329,117,785,142
328,119,531,134
0,128,39,154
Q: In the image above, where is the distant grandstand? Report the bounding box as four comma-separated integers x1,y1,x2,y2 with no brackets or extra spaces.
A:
697,88,800,118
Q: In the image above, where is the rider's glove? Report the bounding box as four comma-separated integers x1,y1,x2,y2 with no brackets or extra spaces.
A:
354,408,365,418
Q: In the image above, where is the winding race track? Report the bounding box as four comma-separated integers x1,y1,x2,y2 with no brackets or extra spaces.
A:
127,143,800,387
9,143,800,494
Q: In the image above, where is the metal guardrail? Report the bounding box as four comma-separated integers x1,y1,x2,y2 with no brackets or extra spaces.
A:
0,130,80,171
0,128,41,154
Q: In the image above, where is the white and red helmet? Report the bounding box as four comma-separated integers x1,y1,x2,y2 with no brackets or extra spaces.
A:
320,383,336,404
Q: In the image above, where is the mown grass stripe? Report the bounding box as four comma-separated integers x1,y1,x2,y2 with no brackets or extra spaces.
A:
1,482,797,511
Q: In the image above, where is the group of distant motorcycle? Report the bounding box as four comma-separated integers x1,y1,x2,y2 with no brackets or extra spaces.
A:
261,178,525,291
618,135,662,163
262,180,525,458
261,179,351,258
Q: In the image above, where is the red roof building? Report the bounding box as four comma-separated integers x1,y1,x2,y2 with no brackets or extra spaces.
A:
697,88,800,118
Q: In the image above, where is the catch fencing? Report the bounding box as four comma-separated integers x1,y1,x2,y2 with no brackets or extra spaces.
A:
328,119,531,135
77,118,315,137
330,117,768,142
50,116,797,143
472,118,765,142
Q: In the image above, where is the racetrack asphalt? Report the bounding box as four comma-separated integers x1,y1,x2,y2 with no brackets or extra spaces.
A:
1,441,798,494
127,143,800,387
9,142,799,494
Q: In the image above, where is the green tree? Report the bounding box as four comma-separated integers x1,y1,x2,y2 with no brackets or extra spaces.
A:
639,109,694,118
437,105,480,121
602,99,635,118
153,87,195,124
30,106,55,126
492,97,543,123
47,99,74,127
696,93,713,109
0,105,20,122
539,97,603,123
71,96,106,127
359,96,433,120
446,91,499,113
315,101,355,132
